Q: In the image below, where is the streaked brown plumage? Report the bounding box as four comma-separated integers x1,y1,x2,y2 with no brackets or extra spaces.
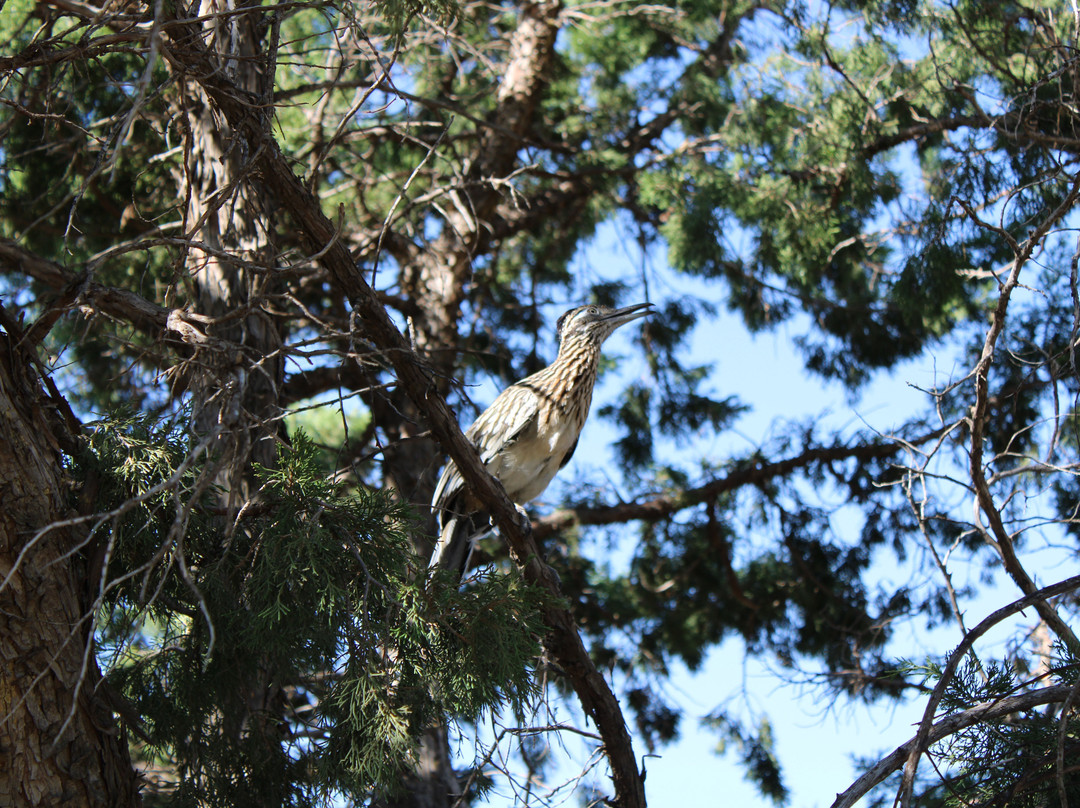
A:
430,302,654,576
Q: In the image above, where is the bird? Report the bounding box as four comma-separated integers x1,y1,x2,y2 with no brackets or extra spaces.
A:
430,301,654,577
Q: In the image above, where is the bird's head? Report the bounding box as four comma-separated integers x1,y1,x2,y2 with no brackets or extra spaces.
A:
555,302,654,347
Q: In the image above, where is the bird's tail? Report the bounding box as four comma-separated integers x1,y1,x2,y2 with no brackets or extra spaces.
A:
429,507,489,579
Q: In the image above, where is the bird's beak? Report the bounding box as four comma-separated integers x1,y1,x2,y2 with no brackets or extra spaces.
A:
603,302,655,329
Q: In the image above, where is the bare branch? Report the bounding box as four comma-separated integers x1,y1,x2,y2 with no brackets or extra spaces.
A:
896,575,1080,808
534,427,950,538
962,177,1080,659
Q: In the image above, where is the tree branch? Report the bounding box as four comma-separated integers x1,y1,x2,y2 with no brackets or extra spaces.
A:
533,428,949,539
890,179,1080,808
0,239,171,333
158,15,646,807
962,178,1080,657
831,683,1077,808
893,575,1080,808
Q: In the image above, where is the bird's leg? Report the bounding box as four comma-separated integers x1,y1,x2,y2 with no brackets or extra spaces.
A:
509,504,561,585
484,507,530,533
487,505,536,551
514,503,531,531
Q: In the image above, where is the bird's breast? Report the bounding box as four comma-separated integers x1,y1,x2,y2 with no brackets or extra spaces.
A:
489,410,584,504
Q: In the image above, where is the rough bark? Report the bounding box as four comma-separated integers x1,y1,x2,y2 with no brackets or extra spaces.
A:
178,0,283,513
156,3,292,798
0,309,142,807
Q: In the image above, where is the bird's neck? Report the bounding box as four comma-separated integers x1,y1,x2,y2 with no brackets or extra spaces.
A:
553,334,599,369
544,336,600,409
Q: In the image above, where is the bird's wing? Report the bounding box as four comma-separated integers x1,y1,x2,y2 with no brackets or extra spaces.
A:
469,382,541,463
558,435,579,470
430,382,541,514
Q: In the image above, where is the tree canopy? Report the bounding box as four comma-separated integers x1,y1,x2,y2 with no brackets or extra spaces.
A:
3,0,1080,806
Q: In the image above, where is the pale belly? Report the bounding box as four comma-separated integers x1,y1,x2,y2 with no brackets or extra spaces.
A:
486,419,581,504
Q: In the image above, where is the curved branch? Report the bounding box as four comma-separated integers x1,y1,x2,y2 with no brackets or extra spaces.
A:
862,109,1080,160
831,683,1076,808
897,575,1080,807
963,179,1080,657
887,180,1080,808
0,239,170,334
158,16,646,807
862,115,990,158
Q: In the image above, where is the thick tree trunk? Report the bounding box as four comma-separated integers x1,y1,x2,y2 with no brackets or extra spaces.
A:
171,3,291,796
180,0,283,512
0,315,142,807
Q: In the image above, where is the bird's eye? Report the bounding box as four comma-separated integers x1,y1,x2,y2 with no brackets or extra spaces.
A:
587,306,599,315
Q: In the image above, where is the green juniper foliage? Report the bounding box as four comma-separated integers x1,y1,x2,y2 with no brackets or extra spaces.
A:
927,650,1080,808
5,0,1080,804
85,419,546,806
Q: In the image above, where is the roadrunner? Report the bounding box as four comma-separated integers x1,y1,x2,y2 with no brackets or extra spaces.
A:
430,302,654,576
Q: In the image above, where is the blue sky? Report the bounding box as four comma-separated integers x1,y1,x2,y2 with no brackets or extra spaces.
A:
451,311,944,806
460,217,1066,807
